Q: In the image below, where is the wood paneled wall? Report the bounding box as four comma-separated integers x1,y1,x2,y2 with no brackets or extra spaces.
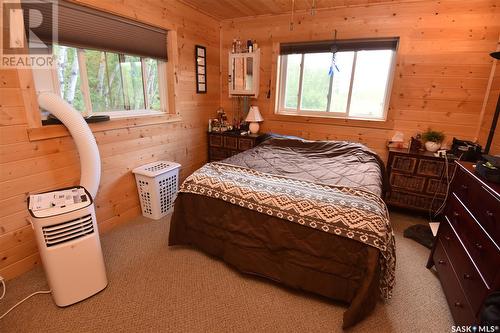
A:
220,0,499,160
0,0,220,280
1,0,499,281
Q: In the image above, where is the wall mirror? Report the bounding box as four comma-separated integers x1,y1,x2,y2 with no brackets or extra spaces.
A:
229,50,260,97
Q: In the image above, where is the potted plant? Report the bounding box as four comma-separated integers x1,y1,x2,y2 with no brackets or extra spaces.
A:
421,128,445,152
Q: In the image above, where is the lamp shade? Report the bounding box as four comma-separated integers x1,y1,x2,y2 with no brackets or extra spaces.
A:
246,106,264,122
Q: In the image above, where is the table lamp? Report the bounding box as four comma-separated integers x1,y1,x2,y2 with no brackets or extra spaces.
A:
246,105,263,134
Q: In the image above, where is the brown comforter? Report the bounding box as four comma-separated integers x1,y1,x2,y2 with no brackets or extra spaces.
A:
169,137,390,328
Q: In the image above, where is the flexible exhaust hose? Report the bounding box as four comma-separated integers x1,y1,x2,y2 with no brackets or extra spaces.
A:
37,93,101,199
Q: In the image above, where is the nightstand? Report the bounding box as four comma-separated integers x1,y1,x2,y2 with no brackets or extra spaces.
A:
385,148,456,212
207,132,267,162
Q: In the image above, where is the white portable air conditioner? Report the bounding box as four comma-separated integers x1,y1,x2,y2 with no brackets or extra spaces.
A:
28,186,108,307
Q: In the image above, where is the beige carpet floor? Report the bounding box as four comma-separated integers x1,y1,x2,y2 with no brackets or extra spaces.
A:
0,211,453,332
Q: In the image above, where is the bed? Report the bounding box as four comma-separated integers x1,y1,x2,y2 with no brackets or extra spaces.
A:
168,137,395,328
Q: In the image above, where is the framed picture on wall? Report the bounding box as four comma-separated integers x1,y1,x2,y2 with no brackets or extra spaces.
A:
195,45,207,93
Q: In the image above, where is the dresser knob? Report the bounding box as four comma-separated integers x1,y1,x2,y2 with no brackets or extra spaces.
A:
438,259,446,265
444,236,451,241
452,211,459,219
454,301,463,308
463,273,472,280
461,184,468,191
486,210,494,218
475,243,484,251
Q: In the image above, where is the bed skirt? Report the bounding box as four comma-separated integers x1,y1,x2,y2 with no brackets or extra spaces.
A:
168,193,381,329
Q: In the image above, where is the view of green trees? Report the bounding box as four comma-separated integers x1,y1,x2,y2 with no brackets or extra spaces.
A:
54,44,161,114
85,50,124,112
329,51,354,113
301,52,331,110
284,52,345,112
54,45,85,112
284,54,301,109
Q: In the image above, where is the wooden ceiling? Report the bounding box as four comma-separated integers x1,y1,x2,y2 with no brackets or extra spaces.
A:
179,0,418,20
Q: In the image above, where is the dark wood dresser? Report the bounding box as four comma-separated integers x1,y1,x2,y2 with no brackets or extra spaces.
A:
208,132,267,162
385,148,456,212
427,161,500,325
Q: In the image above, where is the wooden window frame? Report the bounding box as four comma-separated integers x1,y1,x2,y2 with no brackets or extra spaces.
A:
24,31,180,142
42,47,168,117
276,47,397,122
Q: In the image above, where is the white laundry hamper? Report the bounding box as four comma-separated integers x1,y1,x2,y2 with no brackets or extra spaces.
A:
132,161,181,220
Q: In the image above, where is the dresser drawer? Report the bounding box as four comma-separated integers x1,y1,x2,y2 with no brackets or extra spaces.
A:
238,138,254,151
417,159,444,177
386,190,443,211
209,135,223,147
472,191,500,244
224,136,238,150
452,168,500,243
446,195,500,287
209,148,228,161
439,219,489,314
452,167,474,200
426,178,447,196
391,155,417,174
390,173,426,192
433,240,476,325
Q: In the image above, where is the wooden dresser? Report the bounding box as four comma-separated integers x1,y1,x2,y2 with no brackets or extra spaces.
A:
427,161,500,325
385,148,456,212
208,132,267,162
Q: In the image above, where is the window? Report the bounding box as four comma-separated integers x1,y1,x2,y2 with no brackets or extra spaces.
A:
25,0,169,120
277,38,398,121
52,44,167,117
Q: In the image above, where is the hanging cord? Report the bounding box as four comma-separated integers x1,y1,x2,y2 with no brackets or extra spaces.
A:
428,153,462,221
0,277,5,300
432,153,461,218
0,277,51,320
428,154,449,221
329,30,339,77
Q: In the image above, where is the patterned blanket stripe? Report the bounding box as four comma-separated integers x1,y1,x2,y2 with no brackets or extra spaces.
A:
180,162,396,299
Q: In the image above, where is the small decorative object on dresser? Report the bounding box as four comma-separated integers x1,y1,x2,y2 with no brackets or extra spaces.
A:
385,148,456,212
422,128,445,153
409,135,423,152
245,105,263,134
427,161,500,326
208,131,267,162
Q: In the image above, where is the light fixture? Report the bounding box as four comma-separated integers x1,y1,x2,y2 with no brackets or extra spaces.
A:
245,105,264,134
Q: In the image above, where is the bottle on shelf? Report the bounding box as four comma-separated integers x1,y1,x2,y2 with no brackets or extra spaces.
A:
247,40,253,53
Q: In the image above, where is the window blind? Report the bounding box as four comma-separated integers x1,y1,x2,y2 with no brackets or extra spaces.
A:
21,1,168,61
280,37,399,55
